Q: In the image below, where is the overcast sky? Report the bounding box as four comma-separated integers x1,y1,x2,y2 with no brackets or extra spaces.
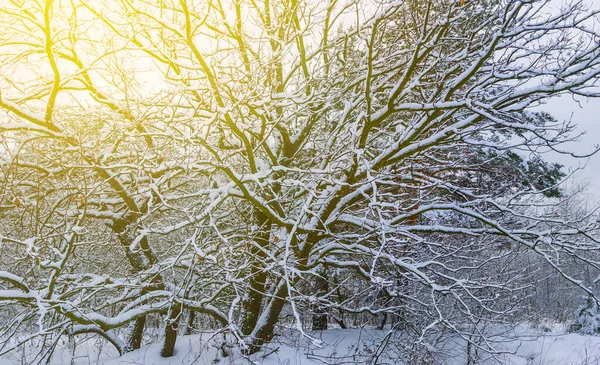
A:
536,0,599,201
536,96,600,200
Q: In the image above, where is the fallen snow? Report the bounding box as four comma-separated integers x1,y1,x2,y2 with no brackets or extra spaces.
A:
2,326,600,364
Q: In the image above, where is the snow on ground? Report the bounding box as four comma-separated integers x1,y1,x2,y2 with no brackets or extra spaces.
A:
3,325,600,364
498,334,600,365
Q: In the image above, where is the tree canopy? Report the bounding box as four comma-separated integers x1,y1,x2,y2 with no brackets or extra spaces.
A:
0,0,599,361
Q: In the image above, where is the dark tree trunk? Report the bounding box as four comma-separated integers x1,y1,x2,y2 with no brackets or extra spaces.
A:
245,281,288,354
241,269,268,334
333,275,347,329
111,216,164,352
112,218,161,352
125,317,146,352
160,306,182,358
312,308,328,331
184,310,196,336
376,287,392,330
312,269,329,331
333,316,347,329
378,313,387,330
241,212,270,335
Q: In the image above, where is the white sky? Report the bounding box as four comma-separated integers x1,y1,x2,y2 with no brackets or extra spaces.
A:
537,96,600,200
536,0,600,200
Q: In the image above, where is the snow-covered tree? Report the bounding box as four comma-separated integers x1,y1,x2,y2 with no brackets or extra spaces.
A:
0,0,600,360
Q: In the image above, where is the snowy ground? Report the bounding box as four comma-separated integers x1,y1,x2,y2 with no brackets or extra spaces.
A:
2,325,600,364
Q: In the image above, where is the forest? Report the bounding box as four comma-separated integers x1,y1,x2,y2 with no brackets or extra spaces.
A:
0,0,600,363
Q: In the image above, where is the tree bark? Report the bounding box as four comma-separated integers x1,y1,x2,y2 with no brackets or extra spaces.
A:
312,269,329,331
112,218,161,352
241,212,271,335
160,305,182,358
184,310,195,336
125,317,146,352
246,281,288,354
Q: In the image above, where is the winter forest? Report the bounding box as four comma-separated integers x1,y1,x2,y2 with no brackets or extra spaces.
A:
1,0,600,363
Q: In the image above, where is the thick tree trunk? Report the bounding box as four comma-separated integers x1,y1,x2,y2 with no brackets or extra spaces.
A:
241,212,271,335
312,270,329,331
160,305,182,358
245,281,288,354
241,269,268,335
125,317,146,352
